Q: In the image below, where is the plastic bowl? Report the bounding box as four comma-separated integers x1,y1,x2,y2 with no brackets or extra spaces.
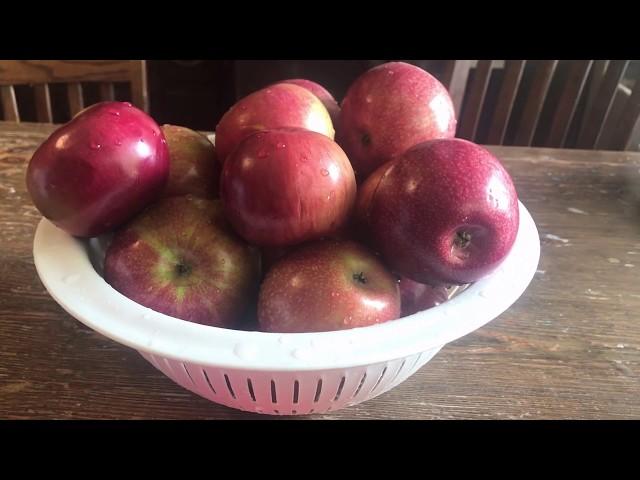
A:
32,201,539,415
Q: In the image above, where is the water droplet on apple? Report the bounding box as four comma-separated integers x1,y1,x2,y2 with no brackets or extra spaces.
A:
89,141,101,150
152,131,157,136
320,169,329,176
257,149,269,159
115,139,122,146
124,102,133,107
387,70,395,75
277,142,286,149
108,110,120,116
62,274,80,285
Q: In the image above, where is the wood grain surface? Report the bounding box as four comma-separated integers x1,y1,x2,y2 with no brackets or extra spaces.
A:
1,121,639,419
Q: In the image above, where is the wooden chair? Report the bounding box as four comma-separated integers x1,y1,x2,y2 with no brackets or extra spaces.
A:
443,60,640,151
0,60,148,123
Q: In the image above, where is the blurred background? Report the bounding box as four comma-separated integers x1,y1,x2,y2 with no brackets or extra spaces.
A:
1,60,639,151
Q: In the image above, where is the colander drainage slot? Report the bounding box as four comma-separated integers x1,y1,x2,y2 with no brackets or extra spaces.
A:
334,376,346,401
182,364,195,385
247,379,256,402
224,374,236,399
270,380,277,403
389,359,406,385
293,380,299,404
371,367,388,394
203,370,216,395
407,353,423,376
314,379,323,403
353,373,367,398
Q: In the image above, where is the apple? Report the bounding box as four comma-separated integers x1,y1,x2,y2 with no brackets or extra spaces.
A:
276,78,341,127
258,239,401,333
215,83,335,164
104,195,260,328
26,101,169,237
338,61,456,179
220,128,356,247
361,138,519,286
353,157,392,234
161,124,219,198
398,276,451,317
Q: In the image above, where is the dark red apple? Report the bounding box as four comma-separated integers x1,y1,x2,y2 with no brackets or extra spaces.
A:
161,124,219,198
26,101,169,237
339,61,456,179
104,196,260,328
363,138,519,286
398,276,451,317
215,83,334,164
276,78,341,127
258,240,401,333
220,128,356,247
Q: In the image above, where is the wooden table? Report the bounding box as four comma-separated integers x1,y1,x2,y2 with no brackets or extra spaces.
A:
1,121,639,420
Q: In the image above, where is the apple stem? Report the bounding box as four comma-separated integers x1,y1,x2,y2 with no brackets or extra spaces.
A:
454,231,471,249
353,271,367,284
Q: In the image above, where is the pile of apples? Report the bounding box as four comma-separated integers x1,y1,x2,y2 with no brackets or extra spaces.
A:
26,62,519,333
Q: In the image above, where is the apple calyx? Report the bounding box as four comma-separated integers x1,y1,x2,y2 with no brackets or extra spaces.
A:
353,271,368,284
175,262,192,277
361,132,372,146
454,231,472,249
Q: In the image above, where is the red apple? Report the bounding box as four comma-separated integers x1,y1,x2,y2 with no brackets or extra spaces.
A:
104,196,260,328
161,125,219,198
362,138,519,286
220,128,356,247
353,158,392,231
276,78,341,127
258,240,401,333
338,61,456,179
398,276,451,317
215,83,334,164
26,101,169,237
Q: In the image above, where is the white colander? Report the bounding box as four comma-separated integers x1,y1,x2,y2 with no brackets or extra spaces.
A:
32,201,539,416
